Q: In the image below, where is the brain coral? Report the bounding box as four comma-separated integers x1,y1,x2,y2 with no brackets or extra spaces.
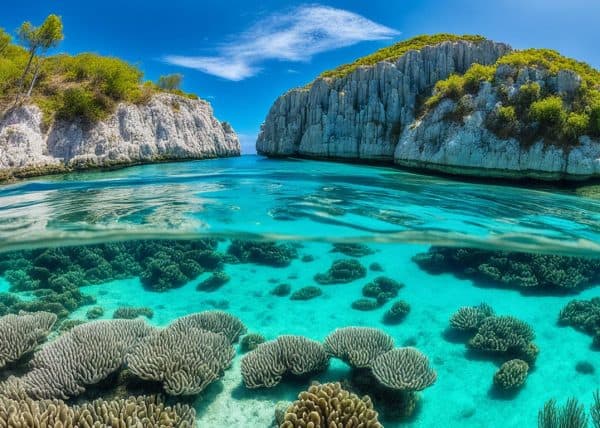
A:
126,326,234,395
3,319,153,399
0,394,196,427
371,348,437,391
324,327,394,368
241,336,329,388
169,311,246,343
493,359,529,390
0,311,56,369
280,382,382,428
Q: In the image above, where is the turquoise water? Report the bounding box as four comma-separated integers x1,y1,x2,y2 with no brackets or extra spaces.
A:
0,156,599,427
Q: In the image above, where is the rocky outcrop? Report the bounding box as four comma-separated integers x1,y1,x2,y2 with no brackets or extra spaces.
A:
395,81,600,180
0,93,240,179
256,40,510,160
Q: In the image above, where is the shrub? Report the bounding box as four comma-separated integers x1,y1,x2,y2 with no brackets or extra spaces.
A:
530,96,566,128
564,112,590,141
157,73,182,91
56,87,110,122
590,103,600,136
516,82,541,112
498,105,517,124
463,64,495,93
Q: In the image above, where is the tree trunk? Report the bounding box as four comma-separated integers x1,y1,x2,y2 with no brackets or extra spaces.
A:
26,58,42,97
14,48,37,103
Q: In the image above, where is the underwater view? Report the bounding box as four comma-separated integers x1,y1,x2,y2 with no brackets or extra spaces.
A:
0,156,599,427
3,1,600,427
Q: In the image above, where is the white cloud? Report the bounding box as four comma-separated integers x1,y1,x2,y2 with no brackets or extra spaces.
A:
163,5,398,81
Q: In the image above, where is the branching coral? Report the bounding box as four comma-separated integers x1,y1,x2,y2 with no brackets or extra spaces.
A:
125,327,234,395
169,311,246,343
371,348,437,392
240,333,266,353
383,300,411,324
493,359,529,391
468,316,537,361
314,259,367,285
113,306,154,319
290,286,322,301
414,247,600,292
2,319,154,399
0,394,196,427
241,336,329,388
559,297,600,347
450,303,495,332
324,327,394,368
227,240,298,267
0,311,56,369
279,382,382,428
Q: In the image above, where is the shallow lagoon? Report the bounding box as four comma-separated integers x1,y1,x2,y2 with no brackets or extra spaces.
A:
0,156,599,427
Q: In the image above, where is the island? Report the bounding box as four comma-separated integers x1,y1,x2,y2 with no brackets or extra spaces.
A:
0,15,239,182
257,34,600,181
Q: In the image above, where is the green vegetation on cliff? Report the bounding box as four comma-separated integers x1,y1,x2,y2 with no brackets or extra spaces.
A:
425,48,600,146
0,15,197,126
318,34,487,80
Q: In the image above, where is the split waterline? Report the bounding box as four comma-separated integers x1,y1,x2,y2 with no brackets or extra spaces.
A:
0,155,598,427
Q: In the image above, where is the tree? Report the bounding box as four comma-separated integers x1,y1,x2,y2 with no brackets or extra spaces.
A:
15,14,63,100
157,73,183,91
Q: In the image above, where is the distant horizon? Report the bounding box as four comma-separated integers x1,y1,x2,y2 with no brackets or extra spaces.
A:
4,1,600,154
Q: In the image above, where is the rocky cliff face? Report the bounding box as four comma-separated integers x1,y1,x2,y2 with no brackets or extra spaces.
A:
0,93,240,178
256,40,511,160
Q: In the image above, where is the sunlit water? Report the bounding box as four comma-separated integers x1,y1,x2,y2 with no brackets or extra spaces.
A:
0,155,598,427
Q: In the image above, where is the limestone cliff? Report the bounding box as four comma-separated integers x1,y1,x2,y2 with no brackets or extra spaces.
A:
256,39,510,160
0,93,240,179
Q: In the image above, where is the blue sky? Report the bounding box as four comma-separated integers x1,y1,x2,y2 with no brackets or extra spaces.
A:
3,1,600,153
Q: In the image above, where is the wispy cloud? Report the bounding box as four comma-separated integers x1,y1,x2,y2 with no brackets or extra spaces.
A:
164,5,398,81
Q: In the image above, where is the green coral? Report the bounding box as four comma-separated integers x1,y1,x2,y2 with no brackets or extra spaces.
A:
290,286,322,301
468,316,537,362
383,300,411,324
559,297,600,347
227,240,298,267
240,333,266,353
197,271,230,292
493,359,529,391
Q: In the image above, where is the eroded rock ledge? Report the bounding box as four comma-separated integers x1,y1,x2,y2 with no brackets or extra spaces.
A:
0,93,240,180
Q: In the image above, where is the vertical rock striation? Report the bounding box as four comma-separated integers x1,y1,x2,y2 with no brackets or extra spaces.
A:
257,40,510,160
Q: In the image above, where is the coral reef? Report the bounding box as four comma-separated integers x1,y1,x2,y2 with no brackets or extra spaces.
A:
493,359,529,391
383,300,411,324
227,240,298,267
575,361,595,375
559,297,600,347
85,306,104,320
1,319,153,399
331,243,375,258
240,333,266,353
538,392,600,428
270,283,291,297
362,276,403,300
324,327,394,368
413,247,600,292
125,326,234,395
169,311,246,343
113,306,154,320
468,316,537,362
0,394,196,427
449,303,495,332
314,259,367,284
369,262,384,272
290,286,322,301
351,298,381,311
241,336,329,388
301,255,315,263
371,348,437,392
279,382,382,428
197,271,230,291
0,312,57,369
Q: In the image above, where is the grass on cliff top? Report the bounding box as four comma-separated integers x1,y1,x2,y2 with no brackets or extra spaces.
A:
424,48,600,146
0,29,197,127
317,34,487,80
